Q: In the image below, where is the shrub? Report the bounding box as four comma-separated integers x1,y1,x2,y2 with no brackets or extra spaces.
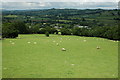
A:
2,23,19,38
11,21,28,34
45,32,49,37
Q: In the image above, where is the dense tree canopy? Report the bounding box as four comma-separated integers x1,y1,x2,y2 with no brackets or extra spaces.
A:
2,23,18,38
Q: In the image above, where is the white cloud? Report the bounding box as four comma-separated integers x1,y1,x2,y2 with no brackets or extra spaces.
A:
1,0,119,2
2,2,118,10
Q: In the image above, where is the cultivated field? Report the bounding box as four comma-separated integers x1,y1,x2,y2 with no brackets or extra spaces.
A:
2,34,118,78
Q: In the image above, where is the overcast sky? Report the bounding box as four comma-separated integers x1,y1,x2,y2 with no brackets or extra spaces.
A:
1,0,119,2
1,0,119,10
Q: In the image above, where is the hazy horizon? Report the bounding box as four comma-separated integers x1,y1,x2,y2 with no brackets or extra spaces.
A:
1,2,119,10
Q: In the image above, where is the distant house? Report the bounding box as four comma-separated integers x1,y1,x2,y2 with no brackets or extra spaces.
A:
31,17,34,18
54,26,62,29
54,26,59,29
74,25,88,28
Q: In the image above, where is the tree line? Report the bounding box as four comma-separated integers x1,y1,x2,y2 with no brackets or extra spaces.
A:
2,21,119,40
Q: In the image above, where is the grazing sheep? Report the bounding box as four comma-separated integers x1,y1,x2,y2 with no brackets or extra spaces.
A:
11,42,15,45
113,41,116,42
53,41,56,42
83,40,86,42
96,46,100,49
34,42,37,44
56,43,59,46
27,42,31,44
71,64,75,66
62,48,66,51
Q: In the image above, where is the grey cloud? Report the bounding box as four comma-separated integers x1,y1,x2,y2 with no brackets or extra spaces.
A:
2,2,118,10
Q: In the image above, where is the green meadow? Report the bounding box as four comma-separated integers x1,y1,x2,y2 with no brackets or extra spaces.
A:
4,15,18,18
0,40,2,79
2,34,118,78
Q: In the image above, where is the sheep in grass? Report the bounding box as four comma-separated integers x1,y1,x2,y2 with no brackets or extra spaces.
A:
53,41,56,43
11,42,15,45
96,46,100,49
27,42,31,44
83,40,86,42
71,64,75,66
61,48,66,51
56,43,59,46
34,42,37,44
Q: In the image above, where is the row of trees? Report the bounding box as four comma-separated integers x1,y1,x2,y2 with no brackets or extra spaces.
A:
60,26,119,40
2,21,120,40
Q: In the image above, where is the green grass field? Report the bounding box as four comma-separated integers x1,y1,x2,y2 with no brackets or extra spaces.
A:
2,34,118,78
0,40,2,79
4,15,18,18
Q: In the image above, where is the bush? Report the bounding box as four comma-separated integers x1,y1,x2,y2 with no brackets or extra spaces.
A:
12,21,28,34
45,32,49,37
2,23,19,38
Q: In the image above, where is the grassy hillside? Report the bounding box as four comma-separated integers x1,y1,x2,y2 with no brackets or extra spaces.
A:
0,40,2,79
2,34,118,78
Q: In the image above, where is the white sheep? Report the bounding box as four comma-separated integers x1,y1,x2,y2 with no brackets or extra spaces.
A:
83,40,86,42
27,42,31,44
96,46,100,49
71,64,75,66
56,43,59,46
113,41,116,42
53,41,56,42
34,42,37,44
11,42,15,45
61,48,66,51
